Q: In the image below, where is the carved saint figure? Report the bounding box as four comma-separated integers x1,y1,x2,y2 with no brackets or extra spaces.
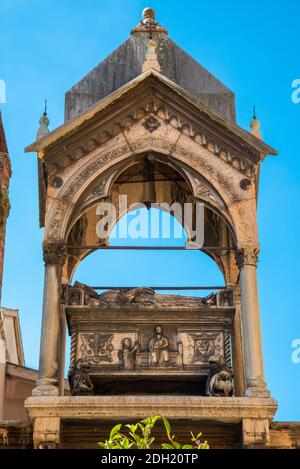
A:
68,360,94,396
149,325,170,367
118,338,139,370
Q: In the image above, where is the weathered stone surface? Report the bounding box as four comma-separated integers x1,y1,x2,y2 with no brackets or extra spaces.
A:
0,420,32,448
65,33,236,122
242,418,270,447
25,395,278,422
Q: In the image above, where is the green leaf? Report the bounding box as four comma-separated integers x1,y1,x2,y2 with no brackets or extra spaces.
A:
200,441,210,449
126,423,138,434
110,424,122,440
182,444,195,449
151,415,161,424
130,433,142,446
140,418,151,425
162,417,171,435
161,443,175,449
173,440,182,449
97,442,106,448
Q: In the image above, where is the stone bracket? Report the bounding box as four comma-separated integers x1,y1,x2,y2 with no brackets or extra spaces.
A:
33,417,61,449
242,418,270,448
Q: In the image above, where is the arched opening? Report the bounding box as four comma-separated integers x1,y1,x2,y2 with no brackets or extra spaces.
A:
64,154,237,396
64,153,237,284
73,207,225,296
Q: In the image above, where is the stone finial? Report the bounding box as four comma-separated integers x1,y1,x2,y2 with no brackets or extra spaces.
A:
36,100,50,140
250,106,262,140
142,38,161,73
131,7,168,35
142,7,156,24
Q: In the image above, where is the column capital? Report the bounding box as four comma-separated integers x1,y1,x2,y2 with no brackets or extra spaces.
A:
235,244,260,269
43,241,67,266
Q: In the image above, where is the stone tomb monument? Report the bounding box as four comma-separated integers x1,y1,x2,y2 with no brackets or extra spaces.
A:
24,8,280,448
66,284,234,396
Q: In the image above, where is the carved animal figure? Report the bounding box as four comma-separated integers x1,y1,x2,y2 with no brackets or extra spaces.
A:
207,355,234,397
68,360,94,396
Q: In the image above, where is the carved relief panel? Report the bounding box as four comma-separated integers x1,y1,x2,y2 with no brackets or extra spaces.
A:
79,333,114,364
178,331,225,366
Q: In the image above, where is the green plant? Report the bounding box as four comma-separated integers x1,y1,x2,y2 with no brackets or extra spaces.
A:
98,416,209,450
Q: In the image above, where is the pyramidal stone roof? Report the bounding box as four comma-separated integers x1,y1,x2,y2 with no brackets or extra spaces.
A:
65,8,236,123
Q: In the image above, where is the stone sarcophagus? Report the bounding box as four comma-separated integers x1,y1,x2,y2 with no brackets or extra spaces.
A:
66,283,234,396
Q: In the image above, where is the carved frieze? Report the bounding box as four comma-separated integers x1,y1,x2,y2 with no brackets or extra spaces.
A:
46,98,257,183
61,144,130,204
130,137,244,203
46,132,247,241
84,178,108,203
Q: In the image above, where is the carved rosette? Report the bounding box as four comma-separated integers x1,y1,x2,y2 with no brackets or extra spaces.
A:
43,241,67,266
235,245,260,269
142,115,161,133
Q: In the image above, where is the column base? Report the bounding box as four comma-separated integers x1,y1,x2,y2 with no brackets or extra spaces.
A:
32,384,59,397
245,382,271,398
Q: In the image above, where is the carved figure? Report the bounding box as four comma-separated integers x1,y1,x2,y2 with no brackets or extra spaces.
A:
118,338,139,370
201,293,217,306
68,360,94,396
149,325,170,367
72,282,155,306
218,289,233,307
206,355,234,397
0,429,9,446
70,291,81,305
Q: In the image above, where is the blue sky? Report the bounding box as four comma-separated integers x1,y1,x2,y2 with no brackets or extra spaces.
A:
1,0,300,421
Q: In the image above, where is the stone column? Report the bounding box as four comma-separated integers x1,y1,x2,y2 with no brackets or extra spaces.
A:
32,241,67,396
236,245,270,397
230,286,245,397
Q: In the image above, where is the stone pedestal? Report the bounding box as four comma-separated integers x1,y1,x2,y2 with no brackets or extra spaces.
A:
25,395,277,449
